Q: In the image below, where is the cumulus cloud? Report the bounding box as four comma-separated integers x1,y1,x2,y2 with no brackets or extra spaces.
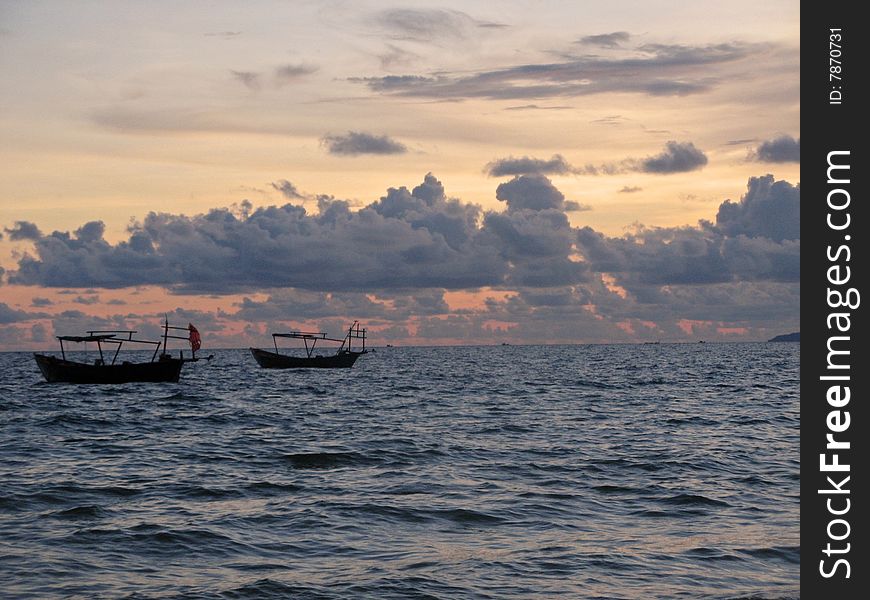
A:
575,175,800,290
485,154,577,177
752,135,800,163
9,174,507,292
7,173,799,294
638,140,708,173
713,174,799,242
4,221,43,241
6,172,800,343
321,131,407,156
495,174,567,211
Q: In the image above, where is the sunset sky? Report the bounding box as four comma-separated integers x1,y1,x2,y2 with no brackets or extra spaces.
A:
0,0,800,349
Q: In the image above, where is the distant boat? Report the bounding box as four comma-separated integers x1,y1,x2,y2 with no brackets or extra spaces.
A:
34,320,205,384
250,321,368,369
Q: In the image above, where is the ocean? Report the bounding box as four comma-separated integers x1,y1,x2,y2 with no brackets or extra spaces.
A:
0,343,799,599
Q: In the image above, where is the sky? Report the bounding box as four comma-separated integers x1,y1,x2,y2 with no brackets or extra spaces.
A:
0,0,800,349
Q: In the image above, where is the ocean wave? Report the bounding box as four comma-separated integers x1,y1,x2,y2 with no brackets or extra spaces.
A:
46,504,110,520
67,525,251,557
658,493,731,508
281,451,373,470
218,578,331,599
738,545,800,564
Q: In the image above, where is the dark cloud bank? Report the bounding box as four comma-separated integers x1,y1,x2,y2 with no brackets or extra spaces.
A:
5,172,799,341
486,142,708,177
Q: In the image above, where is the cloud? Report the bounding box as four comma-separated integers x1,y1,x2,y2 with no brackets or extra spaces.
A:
205,31,242,38
375,8,500,42
752,135,800,163
4,221,43,241
271,179,304,200
577,32,630,48
354,41,760,100
231,70,261,90
231,64,317,91
557,141,708,177
485,154,577,177
31,297,54,307
575,175,800,289
503,104,573,111
232,289,449,322
713,174,799,242
274,63,318,85
9,173,798,294
30,323,49,343
495,174,567,211
9,174,508,292
725,138,757,146
564,201,591,212
378,44,421,70
0,303,38,324
7,173,800,343
618,186,642,193
321,131,407,156
638,140,708,173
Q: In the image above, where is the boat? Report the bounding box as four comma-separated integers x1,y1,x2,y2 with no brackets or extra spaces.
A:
34,320,205,384
250,321,368,369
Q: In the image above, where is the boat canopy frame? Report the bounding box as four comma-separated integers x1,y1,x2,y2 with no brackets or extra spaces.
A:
55,320,198,365
271,321,366,358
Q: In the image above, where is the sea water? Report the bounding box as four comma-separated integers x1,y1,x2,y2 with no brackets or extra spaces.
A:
0,343,799,599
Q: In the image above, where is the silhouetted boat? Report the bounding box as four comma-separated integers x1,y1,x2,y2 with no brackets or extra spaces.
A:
34,320,205,383
250,321,367,369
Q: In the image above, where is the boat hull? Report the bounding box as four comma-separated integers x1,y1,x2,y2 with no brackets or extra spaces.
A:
250,348,363,369
34,354,184,384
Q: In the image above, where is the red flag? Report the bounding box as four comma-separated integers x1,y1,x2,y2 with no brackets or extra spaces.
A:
188,323,201,352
